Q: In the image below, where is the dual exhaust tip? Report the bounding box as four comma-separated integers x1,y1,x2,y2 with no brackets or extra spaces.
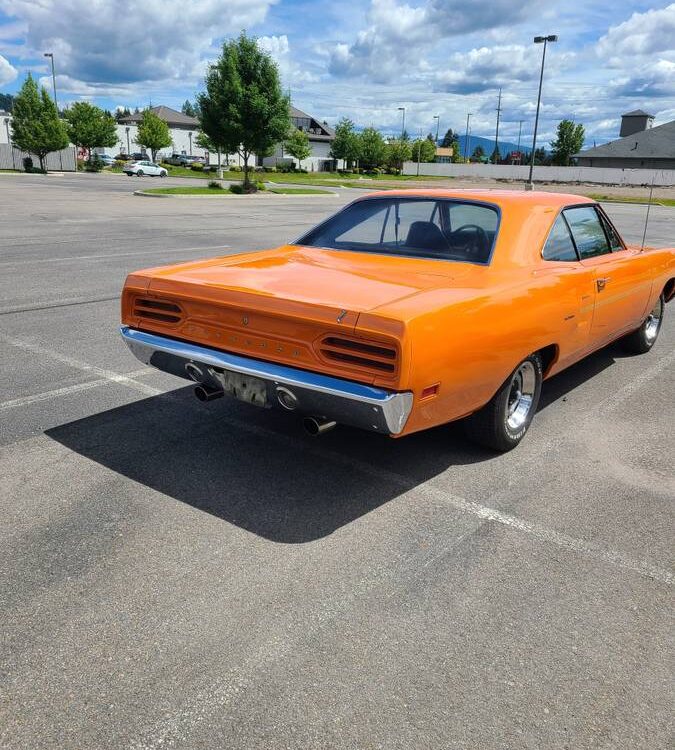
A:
193,384,336,436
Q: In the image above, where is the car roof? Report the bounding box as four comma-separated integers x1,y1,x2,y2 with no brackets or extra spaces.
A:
355,189,593,209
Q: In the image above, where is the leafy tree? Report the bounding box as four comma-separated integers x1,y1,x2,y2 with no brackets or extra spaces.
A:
426,132,436,143
533,146,547,165
182,100,197,117
136,109,171,161
284,127,311,168
411,138,436,163
550,119,585,166
386,138,412,170
490,146,501,164
330,117,361,168
401,128,410,142
441,128,456,147
471,145,485,162
449,137,462,163
0,92,14,112
115,106,131,123
198,32,290,190
10,75,68,172
358,127,387,170
195,130,215,152
64,102,117,160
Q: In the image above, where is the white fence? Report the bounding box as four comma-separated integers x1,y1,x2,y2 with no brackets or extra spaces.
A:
0,144,77,171
402,161,675,187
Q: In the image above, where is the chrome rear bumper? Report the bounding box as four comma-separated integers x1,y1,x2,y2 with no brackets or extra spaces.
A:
120,326,413,435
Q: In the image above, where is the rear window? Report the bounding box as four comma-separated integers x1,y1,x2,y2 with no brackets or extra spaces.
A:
564,206,611,259
297,197,499,264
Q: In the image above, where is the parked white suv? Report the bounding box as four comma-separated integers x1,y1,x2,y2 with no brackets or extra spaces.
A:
123,161,167,177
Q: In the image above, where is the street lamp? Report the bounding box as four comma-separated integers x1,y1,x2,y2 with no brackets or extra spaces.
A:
125,127,130,155
397,106,405,139
43,52,58,112
433,114,440,145
527,34,557,189
464,112,472,161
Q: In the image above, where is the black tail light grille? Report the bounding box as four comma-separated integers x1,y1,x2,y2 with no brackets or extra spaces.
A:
134,297,183,325
320,336,397,374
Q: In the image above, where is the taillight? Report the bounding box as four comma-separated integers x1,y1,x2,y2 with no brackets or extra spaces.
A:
133,296,184,325
319,335,397,375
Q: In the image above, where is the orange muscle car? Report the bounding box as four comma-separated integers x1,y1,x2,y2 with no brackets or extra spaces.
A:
120,190,674,450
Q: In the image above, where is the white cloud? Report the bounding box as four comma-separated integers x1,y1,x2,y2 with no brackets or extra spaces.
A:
0,53,17,86
597,3,675,64
0,0,276,85
258,34,319,85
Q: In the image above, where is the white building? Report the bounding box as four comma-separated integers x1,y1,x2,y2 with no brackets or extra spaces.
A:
1,110,11,144
110,105,201,160
263,105,336,172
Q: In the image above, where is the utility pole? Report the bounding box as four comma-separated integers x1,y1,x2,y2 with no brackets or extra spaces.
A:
433,115,440,144
528,34,558,189
516,120,524,157
398,107,406,139
464,112,472,161
43,52,58,112
493,87,502,164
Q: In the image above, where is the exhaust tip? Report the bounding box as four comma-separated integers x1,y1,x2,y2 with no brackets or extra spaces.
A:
302,416,337,436
194,384,224,402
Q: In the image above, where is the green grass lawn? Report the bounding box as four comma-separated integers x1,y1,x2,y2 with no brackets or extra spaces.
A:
141,185,333,196
268,187,335,194
588,193,675,207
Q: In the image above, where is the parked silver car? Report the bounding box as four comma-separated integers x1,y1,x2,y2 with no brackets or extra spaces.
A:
122,160,168,177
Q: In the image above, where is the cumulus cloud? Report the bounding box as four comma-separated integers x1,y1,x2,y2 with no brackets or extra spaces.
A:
258,34,319,85
328,0,544,81
0,0,275,87
597,3,675,64
0,53,17,86
436,46,541,94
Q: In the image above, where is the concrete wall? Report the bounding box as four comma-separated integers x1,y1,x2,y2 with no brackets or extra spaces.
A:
0,143,76,171
402,161,675,186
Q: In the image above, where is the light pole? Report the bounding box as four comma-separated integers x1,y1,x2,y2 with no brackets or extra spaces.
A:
433,114,440,144
464,112,472,161
493,87,502,164
397,106,405,139
516,120,524,159
188,131,193,156
125,127,130,155
527,34,557,190
43,52,58,112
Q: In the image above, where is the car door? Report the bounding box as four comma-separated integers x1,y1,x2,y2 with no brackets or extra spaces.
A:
563,205,652,348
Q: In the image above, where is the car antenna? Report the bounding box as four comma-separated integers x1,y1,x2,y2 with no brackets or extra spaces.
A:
640,174,656,251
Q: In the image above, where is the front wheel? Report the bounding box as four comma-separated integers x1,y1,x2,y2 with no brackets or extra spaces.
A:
620,295,664,354
136,170,143,177
160,170,167,178
464,354,543,452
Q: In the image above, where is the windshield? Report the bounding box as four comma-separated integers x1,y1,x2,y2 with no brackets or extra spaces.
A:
296,197,499,264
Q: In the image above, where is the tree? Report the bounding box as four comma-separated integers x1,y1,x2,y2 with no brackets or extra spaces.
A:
358,127,387,171
550,119,585,166
441,128,456,147
136,109,171,161
386,138,412,171
426,132,435,143
411,138,436,163
115,106,131,123
198,32,290,190
490,146,501,164
449,137,462,163
330,117,361,169
10,75,68,172
182,100,196,117
64,102,117,160
471,145,485,162
284,127,311,168
0,92,14,112
534,146,547,165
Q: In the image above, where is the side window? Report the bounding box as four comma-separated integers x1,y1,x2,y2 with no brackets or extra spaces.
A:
542,214,578,262
563,206,610,259
598,211,625,252
447,203,497,234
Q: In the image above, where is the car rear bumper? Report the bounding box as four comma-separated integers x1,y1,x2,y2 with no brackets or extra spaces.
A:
120,326,413,435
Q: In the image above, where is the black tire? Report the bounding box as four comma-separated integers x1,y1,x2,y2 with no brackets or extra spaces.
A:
620,294,664,354
160,170,167,178
136,170,143,177
465,353,543,452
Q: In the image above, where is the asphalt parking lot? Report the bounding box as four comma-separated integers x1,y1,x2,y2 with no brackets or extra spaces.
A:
1,172,673,749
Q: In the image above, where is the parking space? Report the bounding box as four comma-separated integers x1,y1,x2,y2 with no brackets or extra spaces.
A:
1,174,673,749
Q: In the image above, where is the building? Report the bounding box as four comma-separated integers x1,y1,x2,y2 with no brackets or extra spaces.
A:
575,110,675,169
0,110,11,144
264,105,336,171
112,105,199,159
434,146,453,163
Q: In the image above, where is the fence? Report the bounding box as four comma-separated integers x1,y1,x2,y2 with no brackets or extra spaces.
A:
0,144,77,171
402,161,675,187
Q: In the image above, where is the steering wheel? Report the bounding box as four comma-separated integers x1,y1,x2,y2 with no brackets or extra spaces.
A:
450,224,489,260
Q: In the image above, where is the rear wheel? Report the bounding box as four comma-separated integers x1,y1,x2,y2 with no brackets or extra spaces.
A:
620,295,664,354
136,170,144,177
465,354,543,452
160,170,167,177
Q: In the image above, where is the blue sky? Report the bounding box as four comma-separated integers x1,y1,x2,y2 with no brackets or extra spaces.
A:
0,0,673,148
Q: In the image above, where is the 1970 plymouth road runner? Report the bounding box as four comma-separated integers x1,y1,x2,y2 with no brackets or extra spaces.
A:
121,190,674,451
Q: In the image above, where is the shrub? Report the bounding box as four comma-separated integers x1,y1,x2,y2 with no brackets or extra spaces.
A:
190,162,204,171
113,160,126,169
277,162,295,173
229,182,245,194
230,165,242,172
207,180,223,189
76,158,86,171
256,181,266,191
85,156,104,172
23,156,34,172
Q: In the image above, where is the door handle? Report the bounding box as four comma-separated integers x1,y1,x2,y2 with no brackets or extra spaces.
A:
596,277,610,291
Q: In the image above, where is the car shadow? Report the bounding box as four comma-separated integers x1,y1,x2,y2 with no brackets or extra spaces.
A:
46,342,629,544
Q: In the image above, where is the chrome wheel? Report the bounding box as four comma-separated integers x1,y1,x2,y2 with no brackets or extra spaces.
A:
506,361,536,431
644,297,663,344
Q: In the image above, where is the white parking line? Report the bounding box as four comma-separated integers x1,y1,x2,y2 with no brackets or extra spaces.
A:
0,244,231,267
3,332,672,585
0,368,154,411
0,333,163,397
